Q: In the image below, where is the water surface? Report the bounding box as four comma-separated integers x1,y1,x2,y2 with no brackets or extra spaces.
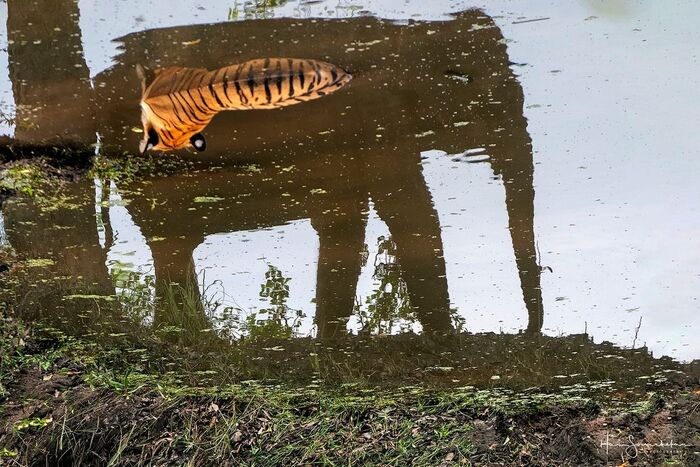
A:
1,0,698,390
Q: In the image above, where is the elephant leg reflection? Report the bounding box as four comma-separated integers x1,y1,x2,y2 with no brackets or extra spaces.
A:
150,238,209,333
504,179,543,334
371,167,452,333
311,200,368,338
493,155,543,334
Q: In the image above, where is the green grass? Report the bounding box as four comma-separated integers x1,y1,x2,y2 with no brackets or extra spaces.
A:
1,272,695,465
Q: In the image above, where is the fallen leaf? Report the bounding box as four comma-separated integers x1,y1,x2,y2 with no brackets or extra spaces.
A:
193,196,224,203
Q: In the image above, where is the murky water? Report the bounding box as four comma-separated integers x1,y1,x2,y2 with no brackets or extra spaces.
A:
1,0,698,390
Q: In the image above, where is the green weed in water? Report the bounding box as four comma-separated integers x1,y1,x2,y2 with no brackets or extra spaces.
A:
0,164,47,197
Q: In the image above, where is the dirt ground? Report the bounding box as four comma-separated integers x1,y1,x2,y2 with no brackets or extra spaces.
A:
1,334,698,466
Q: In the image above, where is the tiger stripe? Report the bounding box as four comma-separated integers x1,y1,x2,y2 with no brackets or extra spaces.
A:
139,58,352,151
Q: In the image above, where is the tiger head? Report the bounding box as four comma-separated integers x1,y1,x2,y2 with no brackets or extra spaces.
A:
139,100,207,155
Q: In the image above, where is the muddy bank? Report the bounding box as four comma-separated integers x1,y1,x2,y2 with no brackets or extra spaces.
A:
0,154,88,210
0,146,190,211
1,156,699,465
0,138,98,203
0,137,94,165
1,317,698,466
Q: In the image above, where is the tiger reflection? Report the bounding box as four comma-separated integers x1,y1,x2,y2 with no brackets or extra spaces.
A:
138,58,351,153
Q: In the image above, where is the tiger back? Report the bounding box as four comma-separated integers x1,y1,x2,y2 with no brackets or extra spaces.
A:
139,58,352,153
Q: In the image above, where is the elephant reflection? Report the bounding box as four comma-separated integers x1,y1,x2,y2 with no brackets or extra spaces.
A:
94,10,543,336
4,1,543,336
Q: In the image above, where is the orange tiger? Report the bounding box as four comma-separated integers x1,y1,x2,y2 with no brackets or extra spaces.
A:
137,58,351,154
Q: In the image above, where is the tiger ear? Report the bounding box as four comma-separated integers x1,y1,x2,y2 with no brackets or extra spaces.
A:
136,63,152,94
190,133,206,152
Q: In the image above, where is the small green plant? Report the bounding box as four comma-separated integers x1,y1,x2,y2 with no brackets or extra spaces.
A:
354,236,466,334
89,153,190,183
112,268,155,324
89,155,153,182
228,0,288,20
14,417,53,432
355,236,416,334
0,164,47,197
0,448,18,458
156,278,212,345
241,264,304,339
85,369,152,397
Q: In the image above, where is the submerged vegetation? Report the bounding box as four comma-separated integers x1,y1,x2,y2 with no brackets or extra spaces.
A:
0,150,191,205
0,158,75,206
88,153,193,183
